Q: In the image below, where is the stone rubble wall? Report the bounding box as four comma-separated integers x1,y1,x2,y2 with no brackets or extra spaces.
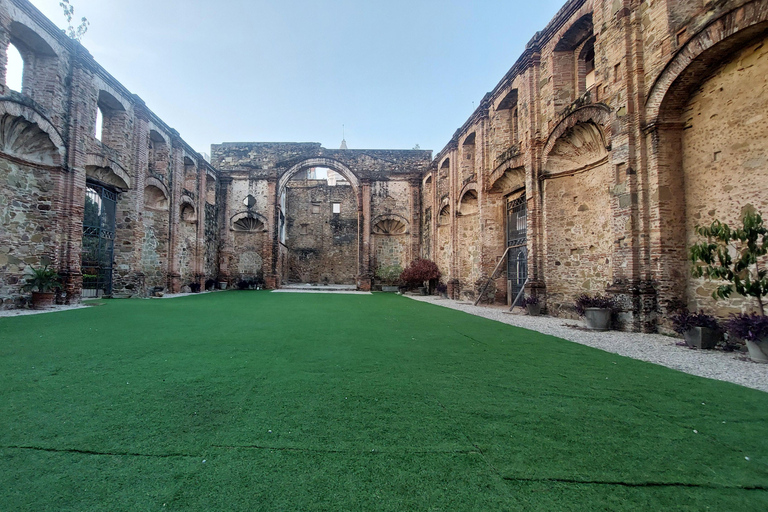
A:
423,0,768,331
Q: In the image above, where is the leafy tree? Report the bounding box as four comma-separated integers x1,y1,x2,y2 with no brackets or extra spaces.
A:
689,206,768,315
59,0,89,42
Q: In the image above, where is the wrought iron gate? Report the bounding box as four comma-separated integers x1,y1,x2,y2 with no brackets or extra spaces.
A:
82,183,117,297
507,193,527,300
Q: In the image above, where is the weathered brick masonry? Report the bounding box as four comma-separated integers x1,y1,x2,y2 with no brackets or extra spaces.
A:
1,0,766,334
210,143,429,290
424,0,768,331
0,0,218,306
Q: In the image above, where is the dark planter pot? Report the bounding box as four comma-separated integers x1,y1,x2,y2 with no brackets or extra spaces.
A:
746,337,768,363
31,291,55,310
526,303,541,316
584,308,611,331
683,327,720,350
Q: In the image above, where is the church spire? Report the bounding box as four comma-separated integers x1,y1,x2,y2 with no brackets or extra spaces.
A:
340,124,347,150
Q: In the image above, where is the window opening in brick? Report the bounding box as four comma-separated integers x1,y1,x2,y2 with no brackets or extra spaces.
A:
183,157,196,193
582,41,596,91
300,224,308,235
311,203,321,214
332,202,341,214
5,43,23,92
96,91,126,147
94,107,104,141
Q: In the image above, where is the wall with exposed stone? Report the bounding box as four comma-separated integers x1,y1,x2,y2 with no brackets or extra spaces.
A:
422,0,768,332
682,34,768,315
0,0,218,308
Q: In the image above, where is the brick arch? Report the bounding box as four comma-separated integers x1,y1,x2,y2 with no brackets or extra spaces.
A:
646,0,768,125
86,153,131,190
145,177,169,200
458,182,479,206
0,100,65,166
542,104,611,163
278,157,360,199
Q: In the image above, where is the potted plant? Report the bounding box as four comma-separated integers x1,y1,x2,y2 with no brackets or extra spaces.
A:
21,265,61,309
575,293,616,331
436,282,448,299
375,264,403,292
689,206,768,361
523,296,541,316
400,259,441,295
726,314,768,362
671,309,721,349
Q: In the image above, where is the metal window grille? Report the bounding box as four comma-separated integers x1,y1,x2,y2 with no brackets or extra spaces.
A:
507,194,528,299
82,183,117,297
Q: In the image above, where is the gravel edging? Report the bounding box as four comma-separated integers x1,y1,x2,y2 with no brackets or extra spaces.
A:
406,295,768,393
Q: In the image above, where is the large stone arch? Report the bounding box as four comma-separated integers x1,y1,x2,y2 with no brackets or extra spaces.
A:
278,157,361,199
647,2,768,322
86,153,131,191
276,157,363,287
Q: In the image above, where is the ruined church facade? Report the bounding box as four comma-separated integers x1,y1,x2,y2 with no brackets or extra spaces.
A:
1,0,767,333
424,0,768,331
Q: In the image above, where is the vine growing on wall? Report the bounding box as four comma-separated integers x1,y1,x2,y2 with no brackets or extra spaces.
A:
59,0,89,42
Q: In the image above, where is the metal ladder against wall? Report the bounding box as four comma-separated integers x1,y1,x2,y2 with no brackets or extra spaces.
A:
473,193,528,307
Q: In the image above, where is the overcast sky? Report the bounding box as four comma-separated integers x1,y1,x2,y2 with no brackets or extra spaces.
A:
26,0,564,156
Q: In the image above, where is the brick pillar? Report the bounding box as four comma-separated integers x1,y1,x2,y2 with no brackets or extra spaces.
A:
218,177,233,282
58,51,96,303
196,160,207,284
408,177,421,263
167,131,183,292
358,180,373,291
265,178,278,289
131,97,150,296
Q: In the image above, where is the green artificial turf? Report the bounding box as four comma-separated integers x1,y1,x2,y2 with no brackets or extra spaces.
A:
1,291,767,511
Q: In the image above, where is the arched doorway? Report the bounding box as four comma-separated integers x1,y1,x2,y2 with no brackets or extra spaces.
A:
276,159,361,285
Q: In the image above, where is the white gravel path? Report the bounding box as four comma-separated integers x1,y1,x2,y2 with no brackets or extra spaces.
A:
0,304,88,318
406,295,768,393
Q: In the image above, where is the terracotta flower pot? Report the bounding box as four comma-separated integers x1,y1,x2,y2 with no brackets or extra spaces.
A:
31,291,55,310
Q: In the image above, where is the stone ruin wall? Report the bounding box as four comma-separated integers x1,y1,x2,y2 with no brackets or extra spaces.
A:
0,0,218,307
212,143,430,290
422,0,768,331
284,178,358,285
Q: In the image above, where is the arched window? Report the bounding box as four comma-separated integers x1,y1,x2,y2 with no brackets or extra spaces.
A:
5,42,23,92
